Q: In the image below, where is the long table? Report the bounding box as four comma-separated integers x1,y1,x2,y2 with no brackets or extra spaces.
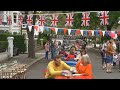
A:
0,64,27,79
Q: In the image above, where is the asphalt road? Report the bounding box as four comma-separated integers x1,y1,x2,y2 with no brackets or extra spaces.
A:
25,48,120,79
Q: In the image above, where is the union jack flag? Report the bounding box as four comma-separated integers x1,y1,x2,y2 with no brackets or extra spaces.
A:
38,15,45,26
99,11,109,25
18,15,23,25
81,12,90,26
27,15,32,26
50,14,58,27
65,13,74,27
7,15,12,25
0,16,3,25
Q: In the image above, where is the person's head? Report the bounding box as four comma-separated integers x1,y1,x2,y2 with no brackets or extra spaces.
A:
70,50,74,55
81,55,91,66
80,49,87,56
53,55,61,66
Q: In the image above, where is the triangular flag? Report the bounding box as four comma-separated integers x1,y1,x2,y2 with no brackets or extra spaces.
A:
92,30,94,36
76,29,80,35
64,28,67,35
28,25,32,32
34,25,39,32
111,31,115,34
55,28,58,34
102,31,105,36
50,27,55,31
81,30,83,35
45,27,49,31
68,29,71,35
39,26,44,33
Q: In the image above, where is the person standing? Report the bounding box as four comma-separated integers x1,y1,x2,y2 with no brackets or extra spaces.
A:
50,41,55,59
105,40,114,73
45,41,49,60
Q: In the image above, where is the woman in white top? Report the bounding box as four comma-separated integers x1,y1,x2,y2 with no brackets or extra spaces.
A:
74,49,88,61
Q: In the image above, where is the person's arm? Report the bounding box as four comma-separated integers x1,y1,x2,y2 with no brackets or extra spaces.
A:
48,64,62,76
76,61,80,72
81,64,92,76
62,61,71,70
65,55,70,61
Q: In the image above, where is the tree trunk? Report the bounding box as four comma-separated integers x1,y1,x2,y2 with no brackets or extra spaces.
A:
27,11,36,58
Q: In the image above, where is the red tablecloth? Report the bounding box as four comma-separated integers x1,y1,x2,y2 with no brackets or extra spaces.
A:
55,75,93,79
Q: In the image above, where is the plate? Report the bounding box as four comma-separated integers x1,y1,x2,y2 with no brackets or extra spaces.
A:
73,74,82,76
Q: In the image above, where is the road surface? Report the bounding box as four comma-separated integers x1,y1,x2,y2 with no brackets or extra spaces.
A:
25,48,120,79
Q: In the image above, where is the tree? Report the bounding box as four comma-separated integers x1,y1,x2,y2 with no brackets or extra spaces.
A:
23,11,36,58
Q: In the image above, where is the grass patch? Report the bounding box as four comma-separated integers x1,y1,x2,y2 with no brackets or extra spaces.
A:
34,56,39,60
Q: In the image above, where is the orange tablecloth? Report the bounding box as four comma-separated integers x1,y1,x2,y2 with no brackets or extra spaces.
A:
55,76,93,79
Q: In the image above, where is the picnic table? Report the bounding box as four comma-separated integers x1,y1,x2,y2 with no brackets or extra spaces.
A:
0,62,27,79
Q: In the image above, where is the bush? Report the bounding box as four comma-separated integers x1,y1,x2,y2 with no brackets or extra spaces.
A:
13,35,26,53
0,41,8,53
0,33,12,41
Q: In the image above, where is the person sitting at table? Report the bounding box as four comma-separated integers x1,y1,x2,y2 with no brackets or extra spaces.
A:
59,48,66,56
45,55,73,79
64,51,75,61
75,55,92,76
70,45,76,54
74,49,88,61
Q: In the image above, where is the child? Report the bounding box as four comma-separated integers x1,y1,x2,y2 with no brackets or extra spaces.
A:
117,52,120,72
113,52,118,68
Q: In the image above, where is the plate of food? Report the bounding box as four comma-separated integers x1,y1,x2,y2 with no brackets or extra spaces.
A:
72,74,82,76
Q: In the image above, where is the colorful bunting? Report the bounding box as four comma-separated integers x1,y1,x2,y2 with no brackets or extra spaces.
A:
55,28,58,34
102,31,105,36
71,30,76,35
99,30,103,36
68,29,71,35
80,30,83,36
50,14,58,27
99,11,109,25
88,30,92,36
38,15,45,26
81,12,90,26
76,29,80,35
27,15,32,26
28,25,32,32
65,13,74,27
18,15,23,25
92,30,94,36
64,28,67,35
39,26,44,33
7,15,12,25
50,27,55,31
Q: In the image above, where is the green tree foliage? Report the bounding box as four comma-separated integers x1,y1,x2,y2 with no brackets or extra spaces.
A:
72,11,120,30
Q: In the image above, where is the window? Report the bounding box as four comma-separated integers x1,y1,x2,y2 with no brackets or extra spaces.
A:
13,32,17,35
13,13,17,23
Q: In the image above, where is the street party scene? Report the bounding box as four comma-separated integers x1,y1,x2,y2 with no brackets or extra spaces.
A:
0,11,120,79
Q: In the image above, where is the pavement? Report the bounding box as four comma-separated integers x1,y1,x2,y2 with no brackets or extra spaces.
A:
0,49,50,70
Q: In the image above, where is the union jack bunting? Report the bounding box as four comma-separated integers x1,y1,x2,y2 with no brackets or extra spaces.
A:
50,14,58,27
18,15,23,25
27,15,32,26
65,13,74,26
0,16,2,25
38,15,46,26
7,15,12,25
99,11,109,25
81,12,90,26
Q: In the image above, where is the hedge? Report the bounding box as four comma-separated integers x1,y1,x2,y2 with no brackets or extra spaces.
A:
13,35,26,53
0,41,8,53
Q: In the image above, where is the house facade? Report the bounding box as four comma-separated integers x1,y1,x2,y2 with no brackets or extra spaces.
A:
0,11,22,34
